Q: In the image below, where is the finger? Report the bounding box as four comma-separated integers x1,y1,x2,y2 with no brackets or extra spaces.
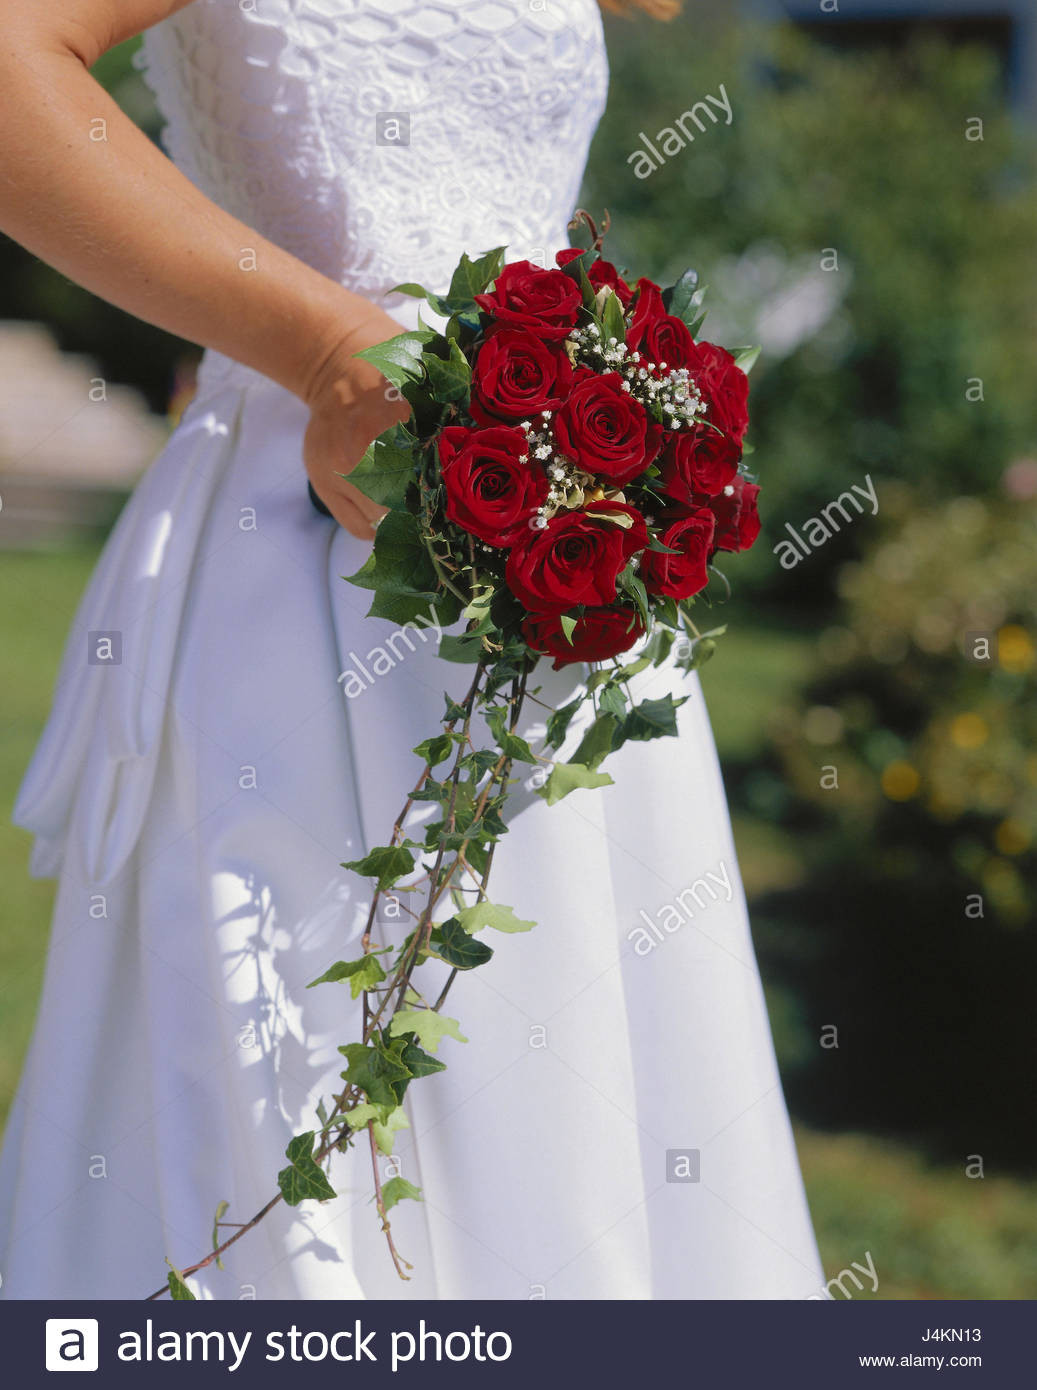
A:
330,496,378,539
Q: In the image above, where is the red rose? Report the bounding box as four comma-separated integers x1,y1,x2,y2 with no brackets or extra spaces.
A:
709,476,761,552
474,259,581,341
505,500,648,611
626,277,696,369
687,341,750,443
523,605,644,669
437,425,548,547
469,329,573,427
639,508,716,600
555,248,634,307
657,425,740,503
552,368,663,486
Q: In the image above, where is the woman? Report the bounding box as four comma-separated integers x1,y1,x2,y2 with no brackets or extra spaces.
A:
0,0,823,1299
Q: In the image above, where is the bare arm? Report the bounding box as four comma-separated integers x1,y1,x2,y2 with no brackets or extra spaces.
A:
0,0,406,536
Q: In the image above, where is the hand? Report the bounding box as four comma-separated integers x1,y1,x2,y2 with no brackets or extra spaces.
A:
301,310,412,538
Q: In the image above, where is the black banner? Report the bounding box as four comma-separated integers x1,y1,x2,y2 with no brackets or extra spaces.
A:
2,1299,1030,1387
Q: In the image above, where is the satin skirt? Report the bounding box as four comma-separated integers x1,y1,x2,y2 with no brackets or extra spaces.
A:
0,346,824,1299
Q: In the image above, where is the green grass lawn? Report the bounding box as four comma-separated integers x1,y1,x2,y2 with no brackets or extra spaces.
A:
1,541,1034,1298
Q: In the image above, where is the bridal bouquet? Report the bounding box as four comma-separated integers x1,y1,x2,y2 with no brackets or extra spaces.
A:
155,213,760,1297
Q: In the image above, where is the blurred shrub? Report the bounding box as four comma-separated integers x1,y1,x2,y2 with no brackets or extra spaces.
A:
749,476,1037,1167
588,19,1037,604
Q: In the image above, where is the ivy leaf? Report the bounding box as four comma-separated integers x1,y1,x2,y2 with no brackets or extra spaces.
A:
599,684,628,720
389,1009,468,1054
165,1259,197,1301
306,954,387,999
456,902,535,934
438,631,487,663
413,733,455,767
342,844,416,891
559,613,578,643
424,337,472,403
397,1038,447,1081
343,1101,393,1130
538,762,614,806
432,917,495,969
339,1040,413,1108
277,1131,337,1206
354,329,436,389
372,1106,411,1156
689,637,718,669
546,696,582,748
661,267,700,325
380,1177,423,1213
347,510,459,629
619,694,688,744
210,1199,229,1270
343,422,418,512
571,712,620,771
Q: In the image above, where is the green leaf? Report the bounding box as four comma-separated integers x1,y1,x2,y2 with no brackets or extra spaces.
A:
450,246,507,304
558,246,596,308
397,1038,447,1081
373,1106,411,1156
689,637,718,669
389,281,432,300
732,345,761,374
306,954,387,999
620,694,687,743
571,712,620,770
598,684,628,720
277,1131,337,1206
380,1176,423,1213
389,1009,468,1053
600,287,627,343
617,567,650,627
342,1101,392,1130
545,696,583,748
354,329,436,389
438,631,487,663
662,267,700,325
343,421,418,512
424,337,471,403
456,902,536,934
165,1259,197,1301
339,1040,413,1109
537,762,614,806
559,613,578,643
413,733,455,767
432,917,495,969
342,844,416,891
211,1200,228,1270
346,510,449,627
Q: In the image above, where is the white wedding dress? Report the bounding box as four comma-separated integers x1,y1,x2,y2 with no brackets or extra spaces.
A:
0,0,823,1299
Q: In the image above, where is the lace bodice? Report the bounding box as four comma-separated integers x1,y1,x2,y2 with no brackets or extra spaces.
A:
134,0,609,320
